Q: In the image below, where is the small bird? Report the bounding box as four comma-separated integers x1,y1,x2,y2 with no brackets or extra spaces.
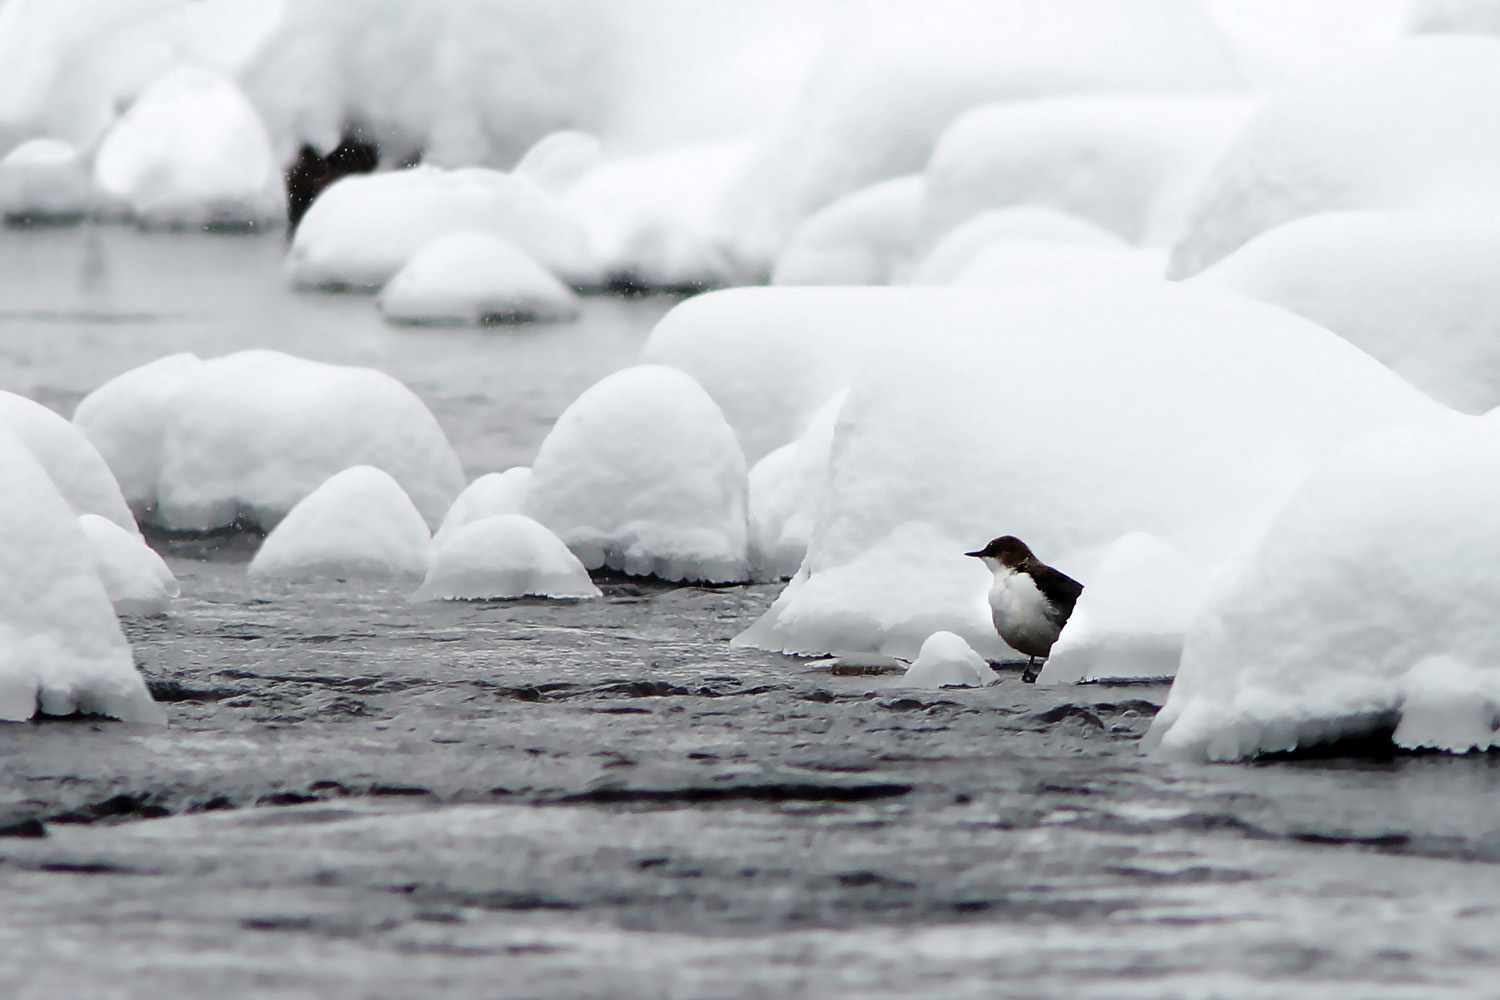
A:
966,536,1083,683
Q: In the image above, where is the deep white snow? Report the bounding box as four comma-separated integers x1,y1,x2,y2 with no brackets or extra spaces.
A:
248,465,431,583
379,232,581,326
76,513,178,617
0,389,138,534
902,631,998,689
73,350,464,533
1146,414,1500,760
433,468,533,546
903,206,1126,285
414,514,602,601
771,175,924,286
285,166,598,290
524,364,749,583
747,391,846,581
0,426,163,723
1192,211,1500,414
948,242,1165,288
732,282,1442,661
93,66,285,229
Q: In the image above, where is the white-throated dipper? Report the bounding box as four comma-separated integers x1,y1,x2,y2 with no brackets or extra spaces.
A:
966,535,1083,683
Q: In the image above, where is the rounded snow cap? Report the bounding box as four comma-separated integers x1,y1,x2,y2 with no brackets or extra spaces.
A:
415,514,601,601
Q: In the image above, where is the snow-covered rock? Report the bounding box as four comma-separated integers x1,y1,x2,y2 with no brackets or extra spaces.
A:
733,282,1442,661
414,514,601,601
904,206,1126,285
0,390,137,534
73,350,464,534
93,66,284,229
285,166,598,290
433,468,532,546
0,427,163,723
248,465,431,582
949,242,1165,288
76,513,178,617
1037,533,1207,685
717,0,1244,272
771,175,924,286
902,631,997,689
1193,211,1500,414
921,95,1256,250
641,287,951,464
747,391,845,581
1146,414,1500,761
1169,36,1500,277
379,232,580,326
524,364,749,583
565,141,751,290
0,138,91,222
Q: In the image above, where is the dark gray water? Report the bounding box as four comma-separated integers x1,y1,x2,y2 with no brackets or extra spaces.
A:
3,227,1500,999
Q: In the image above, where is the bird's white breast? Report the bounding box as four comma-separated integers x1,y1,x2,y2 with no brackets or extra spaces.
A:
987,565,1061,655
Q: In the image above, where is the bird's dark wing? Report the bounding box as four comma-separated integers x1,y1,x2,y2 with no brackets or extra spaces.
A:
1031,565,1084,625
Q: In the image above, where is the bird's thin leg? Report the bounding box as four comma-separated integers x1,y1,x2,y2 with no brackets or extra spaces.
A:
1023,656,1039,684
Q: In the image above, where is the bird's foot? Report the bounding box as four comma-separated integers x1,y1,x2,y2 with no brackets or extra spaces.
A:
1021,659,1041,684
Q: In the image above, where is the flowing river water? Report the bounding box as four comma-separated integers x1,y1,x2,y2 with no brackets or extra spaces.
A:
2,226,1499,999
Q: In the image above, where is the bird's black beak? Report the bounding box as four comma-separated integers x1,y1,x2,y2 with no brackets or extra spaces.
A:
964,550,984,558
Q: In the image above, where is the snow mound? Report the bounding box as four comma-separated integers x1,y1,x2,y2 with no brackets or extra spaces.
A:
1037,533,1206,685
1146,415,1500,761
0,428,163,723
903,631,997,689
905,206,1125,285
524,364,749,583
514,131,602,195
717,0,1243,271
1169,36,1500,277
921,95,1256,250
248,465,431,582
73,350,463,534
565,141,751,290
747,391,845,581
733,282,1441,661
0,390,137,534
1192,211,1500,414
641,287,951,464
771,175,924,286
433,468,532,546
1406,0,1500,34
77,513,178,617
286,166,598,291
93,66,284,229
379,232,580,326
414,514,601,601
950,242,1165,288
0,138,90,222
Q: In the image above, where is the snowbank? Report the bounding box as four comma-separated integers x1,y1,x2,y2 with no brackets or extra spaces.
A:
93,66,284,229
0,428,163,723
1169,35,1500,276
285,166,598,290
1037,533,1207,685
902,631,997,689
565,141,752,290
248,465,431,582
433,468,532,546
733,282,1441,661
747,391,845,581
904,206,1125,285
1192,211,1500,414
73,350,464,533
524,364,749,583
0,138,91,222
1146,414,1500,761
717,0,1244,271
949,242,1165,288
0,390,138,534
379,232,580,326
414,514,601,601
921,95,1256,250
771,175,924,286
77,513,178,617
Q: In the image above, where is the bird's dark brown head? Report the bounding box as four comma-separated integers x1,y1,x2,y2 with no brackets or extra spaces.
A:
965,535,1033,568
